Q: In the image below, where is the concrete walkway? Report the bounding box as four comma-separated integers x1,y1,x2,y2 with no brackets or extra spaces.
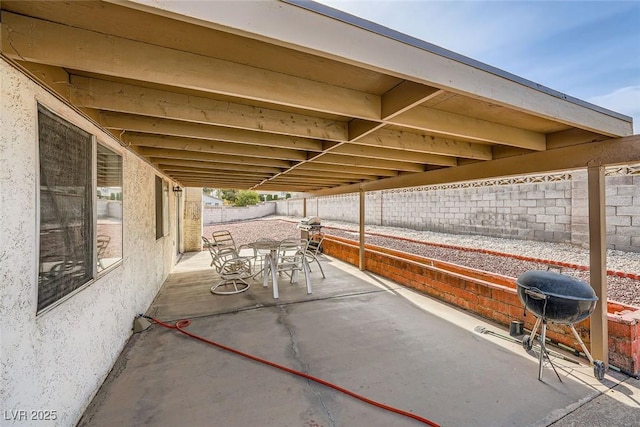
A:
79,252,640,427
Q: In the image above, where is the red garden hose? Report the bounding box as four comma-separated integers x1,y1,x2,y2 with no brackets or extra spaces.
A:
143,315,440,427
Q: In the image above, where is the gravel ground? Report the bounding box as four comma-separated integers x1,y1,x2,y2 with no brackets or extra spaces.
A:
204,216,640,308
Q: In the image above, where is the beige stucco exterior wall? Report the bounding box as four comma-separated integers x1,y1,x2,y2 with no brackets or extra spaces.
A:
0,58,180,426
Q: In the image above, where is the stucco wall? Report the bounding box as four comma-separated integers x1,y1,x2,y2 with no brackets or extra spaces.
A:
0,59,179,426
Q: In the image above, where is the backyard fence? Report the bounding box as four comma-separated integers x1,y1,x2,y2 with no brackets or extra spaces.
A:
274,166,640,253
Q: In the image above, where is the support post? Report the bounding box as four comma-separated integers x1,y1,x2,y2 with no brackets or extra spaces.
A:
303,197,307,218
588,166,608,366
359,190,365,271
183,187,203,252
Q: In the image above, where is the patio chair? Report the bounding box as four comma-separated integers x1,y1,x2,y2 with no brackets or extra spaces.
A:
304,233,325,278
203,235,252,294
211,230,249,253
211,230,255,267
273,238,311,296
249,237,276,278
97,235,110,269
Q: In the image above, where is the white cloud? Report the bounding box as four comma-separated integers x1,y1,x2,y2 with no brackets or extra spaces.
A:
588,86,640,134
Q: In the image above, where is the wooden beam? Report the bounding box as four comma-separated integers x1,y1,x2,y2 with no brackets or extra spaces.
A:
313,153,426,172
546,128,610,149
381,81,441,120
137,147,293,168
295,163,399,177
15,60,70,99
196,0,630,136
125,134,308,161
150,159,282,174
588,166,608,366
311,134,640,196
348,119,384,141
101,112,324,151
355,128,493,160
256,184,324,191
3,12,380,119
286,169,378,180
331,144,457,166
70,76,348,141
268,176,358,185
164,170,271,179
391,105,546,150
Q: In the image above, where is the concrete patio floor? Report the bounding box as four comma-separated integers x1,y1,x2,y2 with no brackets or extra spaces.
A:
79,251,640,427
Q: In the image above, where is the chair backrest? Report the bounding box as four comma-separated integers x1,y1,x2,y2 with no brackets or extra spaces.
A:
211,230,239,254
278,238,305,266
202,235,218,260
97,235,110,256
306,233,324,255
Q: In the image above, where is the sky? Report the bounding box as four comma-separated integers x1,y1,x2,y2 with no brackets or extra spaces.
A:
315,0,640,134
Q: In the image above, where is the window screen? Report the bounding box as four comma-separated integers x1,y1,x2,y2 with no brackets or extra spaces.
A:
38,105,93,312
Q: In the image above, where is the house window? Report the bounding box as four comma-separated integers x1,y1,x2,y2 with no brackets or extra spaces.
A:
155,176,169,239
38,105,93,312
37,105,124,312
96,144,123,272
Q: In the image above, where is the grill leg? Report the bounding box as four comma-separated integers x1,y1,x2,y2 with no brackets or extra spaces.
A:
538,320,562,382
530,317,542,343
569,324,594,364
538,321,546,381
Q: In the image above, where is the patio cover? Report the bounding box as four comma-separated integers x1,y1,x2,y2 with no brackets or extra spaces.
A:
2,0,638,369
1,0,637,194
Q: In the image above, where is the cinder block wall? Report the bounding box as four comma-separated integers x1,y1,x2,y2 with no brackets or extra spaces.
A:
279,169,639,253
203,202,276,224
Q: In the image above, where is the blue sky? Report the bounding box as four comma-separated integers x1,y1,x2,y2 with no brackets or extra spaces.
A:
316,0,640,134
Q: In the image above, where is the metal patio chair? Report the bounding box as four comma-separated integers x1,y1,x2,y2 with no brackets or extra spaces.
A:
202,235,252,294
272,238,311,296
304,232,325,278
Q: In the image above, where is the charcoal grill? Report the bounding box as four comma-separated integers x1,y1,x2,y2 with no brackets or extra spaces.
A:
516,270,605,381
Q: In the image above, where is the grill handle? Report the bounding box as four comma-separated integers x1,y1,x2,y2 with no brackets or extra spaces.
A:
524,287,548,300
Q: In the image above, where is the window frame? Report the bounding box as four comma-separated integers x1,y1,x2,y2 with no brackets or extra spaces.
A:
35,103,124,315
155,176,169,240
96,141,124,275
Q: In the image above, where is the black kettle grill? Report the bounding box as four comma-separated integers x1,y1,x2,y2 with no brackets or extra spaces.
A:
516,270,605,381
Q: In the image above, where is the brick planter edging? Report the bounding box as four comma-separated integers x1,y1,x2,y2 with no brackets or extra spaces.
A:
322,235,640,376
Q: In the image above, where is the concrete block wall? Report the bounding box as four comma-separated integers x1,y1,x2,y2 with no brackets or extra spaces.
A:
605,172,640,252
284,169,639,253
204,202,276,224
381,181,573,242
318,194,360,222
570,169,640,251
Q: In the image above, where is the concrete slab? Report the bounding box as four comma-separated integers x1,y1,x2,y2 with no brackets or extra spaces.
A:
80,253,637,427
149,251,380,320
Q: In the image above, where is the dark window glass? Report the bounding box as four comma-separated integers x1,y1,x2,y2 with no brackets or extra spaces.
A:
38,105,93,312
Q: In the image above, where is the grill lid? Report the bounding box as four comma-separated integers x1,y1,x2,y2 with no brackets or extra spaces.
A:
516,270,597,301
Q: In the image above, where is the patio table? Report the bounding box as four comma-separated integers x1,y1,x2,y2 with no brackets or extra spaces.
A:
246,239,310,299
